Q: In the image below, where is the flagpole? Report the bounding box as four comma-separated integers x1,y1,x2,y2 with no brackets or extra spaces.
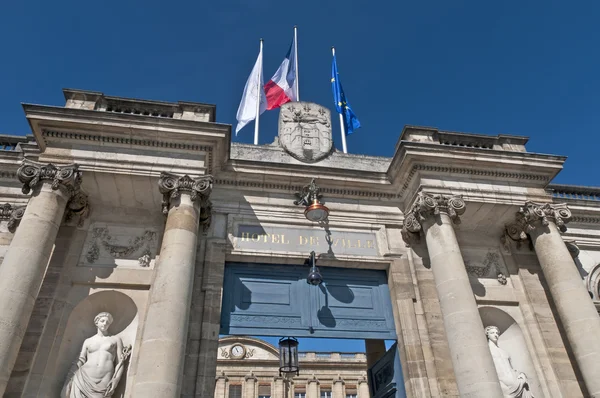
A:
254,39,263,145
332,47,348,154
294,25,300,101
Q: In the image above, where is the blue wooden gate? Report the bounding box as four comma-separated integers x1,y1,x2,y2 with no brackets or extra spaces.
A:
220,263,397,339
368,343,407,398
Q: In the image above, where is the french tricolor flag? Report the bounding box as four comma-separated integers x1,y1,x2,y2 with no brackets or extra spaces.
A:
264,36,298,110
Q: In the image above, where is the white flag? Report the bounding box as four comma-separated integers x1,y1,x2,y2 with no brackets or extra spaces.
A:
235,47,266,135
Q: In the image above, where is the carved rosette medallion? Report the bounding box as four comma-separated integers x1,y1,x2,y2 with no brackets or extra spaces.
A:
158,172,214,229
401,192,466,243
278,102,333,163
17,159,82,196
504,201,572,244
0,203,26,233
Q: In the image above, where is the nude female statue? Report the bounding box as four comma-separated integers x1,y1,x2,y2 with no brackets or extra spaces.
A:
486,325,534,398
62,312,131,398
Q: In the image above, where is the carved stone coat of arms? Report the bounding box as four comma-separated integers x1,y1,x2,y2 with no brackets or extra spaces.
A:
278,102,333,163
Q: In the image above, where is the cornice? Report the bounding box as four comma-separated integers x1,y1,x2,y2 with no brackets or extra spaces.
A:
388,142,564,189
23,104,230,173
42,130,214,152
398,163,551,199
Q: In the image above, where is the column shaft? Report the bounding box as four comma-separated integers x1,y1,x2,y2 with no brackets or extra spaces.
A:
422,212,503,398
0,183,69,393
307,379,319,398
357,380,369,398
530,222,600,396
214,376,226,398
131,193,200,397
244,376,256,398
273,377,285,398
333,379,345,398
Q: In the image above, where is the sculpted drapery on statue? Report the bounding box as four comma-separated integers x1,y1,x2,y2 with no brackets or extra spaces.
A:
62,312,131,398
485,326,535,398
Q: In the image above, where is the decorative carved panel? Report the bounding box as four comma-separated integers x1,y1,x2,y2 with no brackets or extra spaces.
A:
80,223,159,268
462,248,509,284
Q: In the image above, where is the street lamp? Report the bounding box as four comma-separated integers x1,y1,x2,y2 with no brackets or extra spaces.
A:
306,251,323,286
294,178,329,222
278,337,299,376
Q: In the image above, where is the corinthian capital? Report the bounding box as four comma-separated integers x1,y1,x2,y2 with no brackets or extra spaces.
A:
0,203,26,233
17,159,82,197
401,192,466,242
504,201,572,244
158,172,214,228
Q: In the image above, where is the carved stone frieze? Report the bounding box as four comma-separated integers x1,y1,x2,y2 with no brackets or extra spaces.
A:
505,202,572,244
401,192,466,242
82,224,158,267
17,159,82,196
0,203,26,233
158,172,214,230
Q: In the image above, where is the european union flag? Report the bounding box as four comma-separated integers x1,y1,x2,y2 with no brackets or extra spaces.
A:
331,53,361,135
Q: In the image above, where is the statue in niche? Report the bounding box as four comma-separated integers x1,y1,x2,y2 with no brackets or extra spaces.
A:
485,326,535,398
62,312,131,398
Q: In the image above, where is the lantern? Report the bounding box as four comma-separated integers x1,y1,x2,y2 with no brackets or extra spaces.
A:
278,337,299,376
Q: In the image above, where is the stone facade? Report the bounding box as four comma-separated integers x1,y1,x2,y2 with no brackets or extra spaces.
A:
214,336,366,398
0,89,599,397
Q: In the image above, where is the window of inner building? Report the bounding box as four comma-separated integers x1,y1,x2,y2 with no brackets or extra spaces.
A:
228,384,242,398
294,387,306,398
258,383,271,398
320,389,332,398
346,386,357,398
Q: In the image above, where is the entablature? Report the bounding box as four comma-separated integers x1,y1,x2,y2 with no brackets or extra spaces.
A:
23,102,230,176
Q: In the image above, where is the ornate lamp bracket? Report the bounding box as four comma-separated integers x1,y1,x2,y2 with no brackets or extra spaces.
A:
294,178,322,207
294,178,329,222
158,172,214,230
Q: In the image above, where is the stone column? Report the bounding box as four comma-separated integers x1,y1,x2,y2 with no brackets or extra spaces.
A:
244,374,257,398
214,373,227,398
0,160,82,395
357,378,369,398
131,172,213,398
402,193,503,398
307,377,319,398
273,377,285,398
508,202,600,396
333,377,345,398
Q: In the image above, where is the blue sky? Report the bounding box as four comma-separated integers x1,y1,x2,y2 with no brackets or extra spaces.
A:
1,1,600,186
